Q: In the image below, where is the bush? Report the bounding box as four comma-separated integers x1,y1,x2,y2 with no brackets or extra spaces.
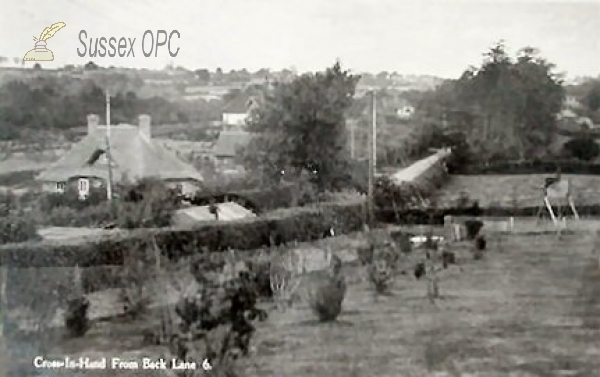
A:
464,220,484,240
170,265,268,373
307,275,346,322
39,186,106,212
64,296,90,337
0,215,39,245
562,137,600,161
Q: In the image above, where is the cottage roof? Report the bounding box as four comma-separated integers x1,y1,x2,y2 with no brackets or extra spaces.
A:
212,130,252,157
36,125,203,183
222,92,261,114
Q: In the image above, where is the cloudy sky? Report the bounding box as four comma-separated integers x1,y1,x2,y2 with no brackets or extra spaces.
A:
1,0,599,79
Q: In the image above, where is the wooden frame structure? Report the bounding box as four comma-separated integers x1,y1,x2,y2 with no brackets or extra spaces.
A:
536,176,579,227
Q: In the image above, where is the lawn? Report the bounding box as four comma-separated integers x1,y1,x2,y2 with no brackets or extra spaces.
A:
3,229,600,376
433,174,600,208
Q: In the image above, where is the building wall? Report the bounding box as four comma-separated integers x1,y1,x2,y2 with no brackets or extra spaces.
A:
41,177,104,194
222,113,247,126
165,180,201,195
397,106,415,119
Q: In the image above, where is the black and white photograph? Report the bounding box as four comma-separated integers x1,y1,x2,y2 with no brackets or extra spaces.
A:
0,0,600,375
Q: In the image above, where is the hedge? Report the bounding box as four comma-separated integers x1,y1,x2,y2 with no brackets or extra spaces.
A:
0,199,366,268
375,204,600,224
454,159,600,175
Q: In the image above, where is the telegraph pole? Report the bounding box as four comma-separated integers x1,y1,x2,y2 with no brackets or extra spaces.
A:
105,90,113,201
367,90,377,225
350,121,356,159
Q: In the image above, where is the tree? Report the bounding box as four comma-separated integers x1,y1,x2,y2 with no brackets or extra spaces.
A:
194,69,211,83
584,81,600,112
562,137,600,161
242,62,360,191
429,42,564,161
84,61,99,70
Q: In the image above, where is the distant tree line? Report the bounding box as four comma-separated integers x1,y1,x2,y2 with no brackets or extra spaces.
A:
0,76,229,141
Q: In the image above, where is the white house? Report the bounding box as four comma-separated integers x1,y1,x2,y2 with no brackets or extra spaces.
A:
222,93,260,126
396,99,415,119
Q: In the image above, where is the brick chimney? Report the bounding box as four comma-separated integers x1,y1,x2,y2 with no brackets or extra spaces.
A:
87,114,100,135
138,114,151,139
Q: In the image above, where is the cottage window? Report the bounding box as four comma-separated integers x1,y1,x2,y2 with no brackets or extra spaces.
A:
56,181,66,193
78,178,90,196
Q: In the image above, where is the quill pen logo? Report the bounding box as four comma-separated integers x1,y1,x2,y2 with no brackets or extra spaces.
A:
23,22,66,62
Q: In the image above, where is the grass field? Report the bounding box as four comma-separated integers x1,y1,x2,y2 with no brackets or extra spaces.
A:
4,229,599,376
433,174,600,208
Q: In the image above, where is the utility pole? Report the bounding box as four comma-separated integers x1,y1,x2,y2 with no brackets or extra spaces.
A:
350,121,355,159
105,90,113,201
367,90,377,225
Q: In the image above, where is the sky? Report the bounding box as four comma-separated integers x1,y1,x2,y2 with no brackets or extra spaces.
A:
1,0,599,79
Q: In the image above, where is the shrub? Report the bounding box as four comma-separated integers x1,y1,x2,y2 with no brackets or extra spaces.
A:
119,240,157,319
475,235,487,250
464,220,484,240
562,137,600,161
64,296,90,337
368,258,394,295
170,264,268,374
306,255,346,322
0,215,39,245
38,186,106,212
357,245,375,265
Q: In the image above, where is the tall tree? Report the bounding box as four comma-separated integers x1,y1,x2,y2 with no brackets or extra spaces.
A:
450,42,564,160
242,62,360,190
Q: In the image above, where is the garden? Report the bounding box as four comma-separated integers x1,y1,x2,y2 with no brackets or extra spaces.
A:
2,215,600,376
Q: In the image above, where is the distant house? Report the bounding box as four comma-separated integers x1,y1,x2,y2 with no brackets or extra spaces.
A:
222,93,261,126
211,130,252,169
396,99,415,119
36,114,203,197
564,95,583,109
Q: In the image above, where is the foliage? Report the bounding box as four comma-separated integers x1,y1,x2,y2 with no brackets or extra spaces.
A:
0,73,236,142
374,152,450,216
0,192,40,244
455,159,600,175
116,179,180,228
242,62,361,191
475,235,487,251
417,42,564,161
170,261,268,376
367,242,400,295
0,215,39,245
562,137,600,161
464,220,484,240
0,200,366,272
64,296,90,337
306,255,346,322
583,80,600,112
39,186,106,212
119,240,157,319
35,178,180,229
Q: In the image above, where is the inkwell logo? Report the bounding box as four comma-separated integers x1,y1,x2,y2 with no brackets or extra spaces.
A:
23,22,66,62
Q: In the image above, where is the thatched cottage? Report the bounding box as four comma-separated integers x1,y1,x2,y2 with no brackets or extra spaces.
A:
36,114,203,197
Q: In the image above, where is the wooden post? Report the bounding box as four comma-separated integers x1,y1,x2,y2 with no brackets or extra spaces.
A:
0,265,6,337
367,91,376,225
105,90,113,201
